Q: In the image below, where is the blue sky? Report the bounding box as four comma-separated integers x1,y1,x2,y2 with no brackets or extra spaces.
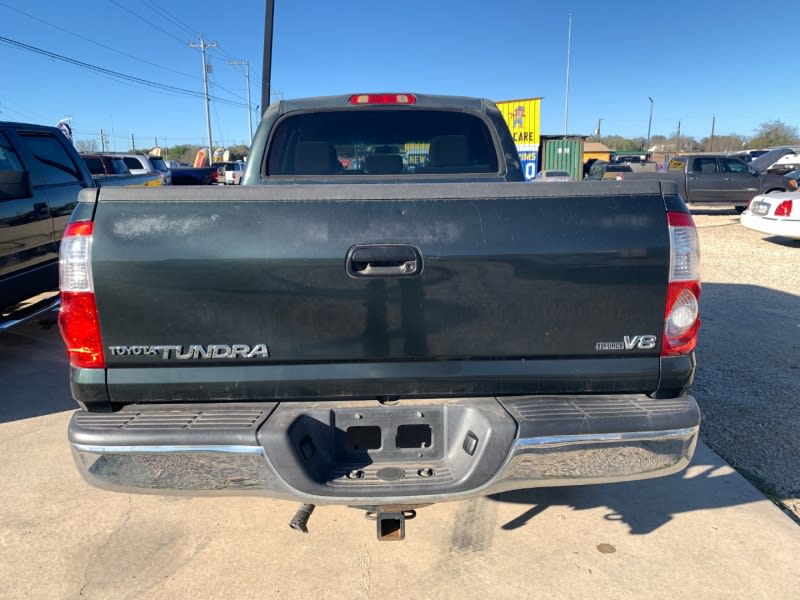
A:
2,1,796,151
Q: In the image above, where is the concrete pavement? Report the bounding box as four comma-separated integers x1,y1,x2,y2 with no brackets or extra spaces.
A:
1,318,798,599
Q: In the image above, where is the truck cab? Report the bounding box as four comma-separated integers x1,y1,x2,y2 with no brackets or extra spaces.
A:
0,122,91,322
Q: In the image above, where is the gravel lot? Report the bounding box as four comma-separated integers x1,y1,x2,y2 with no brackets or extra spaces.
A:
691,209,800,521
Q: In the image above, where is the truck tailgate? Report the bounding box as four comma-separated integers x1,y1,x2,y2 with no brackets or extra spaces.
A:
87,181,675,402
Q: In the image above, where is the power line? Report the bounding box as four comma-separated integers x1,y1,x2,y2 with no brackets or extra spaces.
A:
108,0,186,46
140,0,197,37
0,35,248,108
0,3,199,82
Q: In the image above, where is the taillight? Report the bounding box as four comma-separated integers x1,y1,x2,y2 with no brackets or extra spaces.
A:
663,212,701,356
349,93,416,105
775,199,793,217
58,221,105,368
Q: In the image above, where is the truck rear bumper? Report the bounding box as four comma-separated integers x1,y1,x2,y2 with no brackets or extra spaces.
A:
68,395,699,505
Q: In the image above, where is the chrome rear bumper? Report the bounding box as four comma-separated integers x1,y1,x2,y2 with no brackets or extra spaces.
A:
69,395,700,504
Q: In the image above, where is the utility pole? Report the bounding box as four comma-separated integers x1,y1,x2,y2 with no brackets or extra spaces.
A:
595,118,603,141
229,59,254,144
262,0,275,116
190,33,217,166
709,115,716,152
676,121,681,154
100,129,107,152
646,97,654,153
130,133,135,151
563,12,572,137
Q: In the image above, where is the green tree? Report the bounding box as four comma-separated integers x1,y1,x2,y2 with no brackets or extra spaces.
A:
749,120,799,148
227,145,250,161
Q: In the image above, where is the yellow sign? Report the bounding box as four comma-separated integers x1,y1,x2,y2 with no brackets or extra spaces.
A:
496,98,541,146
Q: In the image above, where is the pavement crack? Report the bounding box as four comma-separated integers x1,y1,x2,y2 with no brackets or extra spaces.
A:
78,495,133,598
359,544,371,593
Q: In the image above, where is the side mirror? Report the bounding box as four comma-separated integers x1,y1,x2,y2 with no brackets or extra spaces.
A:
0,170,33,200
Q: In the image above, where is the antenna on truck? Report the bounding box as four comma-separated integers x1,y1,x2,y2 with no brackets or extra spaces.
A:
261,0,275,117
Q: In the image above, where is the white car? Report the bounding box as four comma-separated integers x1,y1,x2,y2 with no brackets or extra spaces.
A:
740,192,800,240
224,161,245,185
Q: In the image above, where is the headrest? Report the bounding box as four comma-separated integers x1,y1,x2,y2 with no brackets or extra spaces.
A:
364,154,403,174
294,141,341,174
428,135,469,167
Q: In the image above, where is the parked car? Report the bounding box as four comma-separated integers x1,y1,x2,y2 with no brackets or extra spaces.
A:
585,160,633,180
224,161,245,185
740,191,800,240
99,152,171,185
61,92,702,541
169,165,219,185
532,169,573,182
80,153,162,187
212,162,227,184
81,153,129,175
612,155,645,164
763,149,800,176
624,151,788,211
0,121,157,329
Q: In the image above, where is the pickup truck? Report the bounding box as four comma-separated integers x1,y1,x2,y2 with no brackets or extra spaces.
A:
60,94,702,540
169,164,221,185
626,151,787,211
0,121,161,330
80,153,163,187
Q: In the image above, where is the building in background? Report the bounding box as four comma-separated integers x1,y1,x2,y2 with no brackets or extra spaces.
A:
583,141,612,165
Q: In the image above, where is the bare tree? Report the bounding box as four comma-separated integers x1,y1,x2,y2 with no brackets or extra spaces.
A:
75,139,98,152
749,120,800,148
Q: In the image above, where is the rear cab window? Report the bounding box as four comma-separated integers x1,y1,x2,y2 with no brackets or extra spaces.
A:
123,156,146,170
149,156,169,174
265,109,499,177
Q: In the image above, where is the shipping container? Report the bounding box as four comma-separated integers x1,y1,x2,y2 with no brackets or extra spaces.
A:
540,136,585,180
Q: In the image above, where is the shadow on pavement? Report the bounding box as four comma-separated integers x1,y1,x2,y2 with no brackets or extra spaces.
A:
491,281,800,532
0,312,75,423
489,444,765,535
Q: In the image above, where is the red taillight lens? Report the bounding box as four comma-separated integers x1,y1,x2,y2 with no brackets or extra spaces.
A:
59,292,105,368
663,281,701,355
348,94,417,105
775,199,793,217
663,212,701,356
58,221,105,368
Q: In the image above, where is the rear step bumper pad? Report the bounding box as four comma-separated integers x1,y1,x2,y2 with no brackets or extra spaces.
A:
68,395,700,504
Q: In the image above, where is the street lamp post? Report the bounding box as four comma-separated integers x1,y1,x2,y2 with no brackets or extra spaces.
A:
646,97,654,153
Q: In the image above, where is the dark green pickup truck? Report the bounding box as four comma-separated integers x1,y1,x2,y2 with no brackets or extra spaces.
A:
60,94,702,540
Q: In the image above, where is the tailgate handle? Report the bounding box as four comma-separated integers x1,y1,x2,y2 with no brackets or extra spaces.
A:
346,244,422,278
